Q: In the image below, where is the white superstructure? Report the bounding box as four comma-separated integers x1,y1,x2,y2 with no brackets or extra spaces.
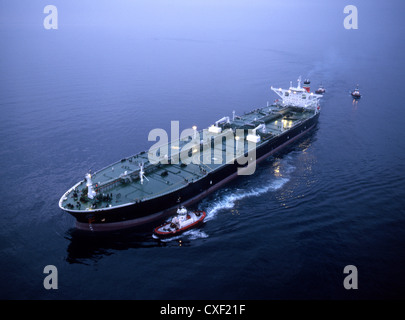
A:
271,76,322,111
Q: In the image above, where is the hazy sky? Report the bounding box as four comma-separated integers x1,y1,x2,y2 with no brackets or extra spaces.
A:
1,0,403,36
1,0,404,71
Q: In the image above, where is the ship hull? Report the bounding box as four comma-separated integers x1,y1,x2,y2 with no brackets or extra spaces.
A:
67,113,319,231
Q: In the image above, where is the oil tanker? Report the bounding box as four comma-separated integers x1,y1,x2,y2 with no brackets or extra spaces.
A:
59,77,322,231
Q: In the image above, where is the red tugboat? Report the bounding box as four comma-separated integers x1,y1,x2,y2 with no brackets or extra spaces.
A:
351,84,361,99
154,206,206,238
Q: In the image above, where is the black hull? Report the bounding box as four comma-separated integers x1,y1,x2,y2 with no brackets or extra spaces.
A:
68,113,320,231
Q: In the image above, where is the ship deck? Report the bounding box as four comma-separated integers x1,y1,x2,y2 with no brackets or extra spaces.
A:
60,104,316,212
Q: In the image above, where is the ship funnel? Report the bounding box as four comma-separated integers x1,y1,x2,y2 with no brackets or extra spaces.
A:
303,79,311,93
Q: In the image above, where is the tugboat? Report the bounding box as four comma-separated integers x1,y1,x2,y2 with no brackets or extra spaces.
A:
315,84,326,94
351,85,361,99
154,207,206,238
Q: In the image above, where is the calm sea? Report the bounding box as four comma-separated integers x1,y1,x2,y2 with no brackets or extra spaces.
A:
1,0,405,299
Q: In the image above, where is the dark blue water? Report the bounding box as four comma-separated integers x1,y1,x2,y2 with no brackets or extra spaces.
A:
1,0,405,300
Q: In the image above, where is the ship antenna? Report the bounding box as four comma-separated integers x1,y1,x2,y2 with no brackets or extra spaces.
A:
139,162,149,185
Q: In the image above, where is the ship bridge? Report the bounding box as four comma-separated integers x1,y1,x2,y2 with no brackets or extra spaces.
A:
271,76,322,110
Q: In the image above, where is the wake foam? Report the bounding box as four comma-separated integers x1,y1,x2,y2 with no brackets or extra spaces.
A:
153,229,209,242
153,156,296,242
201,177,289,222
201,157,296,222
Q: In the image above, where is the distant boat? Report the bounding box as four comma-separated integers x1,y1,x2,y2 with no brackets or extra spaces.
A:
315,84,326,94
351,85,361,99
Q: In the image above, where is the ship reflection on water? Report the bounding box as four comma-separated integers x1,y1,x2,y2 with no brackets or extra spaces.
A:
64,227,170,264
65,210,207,263
352,99,360,109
